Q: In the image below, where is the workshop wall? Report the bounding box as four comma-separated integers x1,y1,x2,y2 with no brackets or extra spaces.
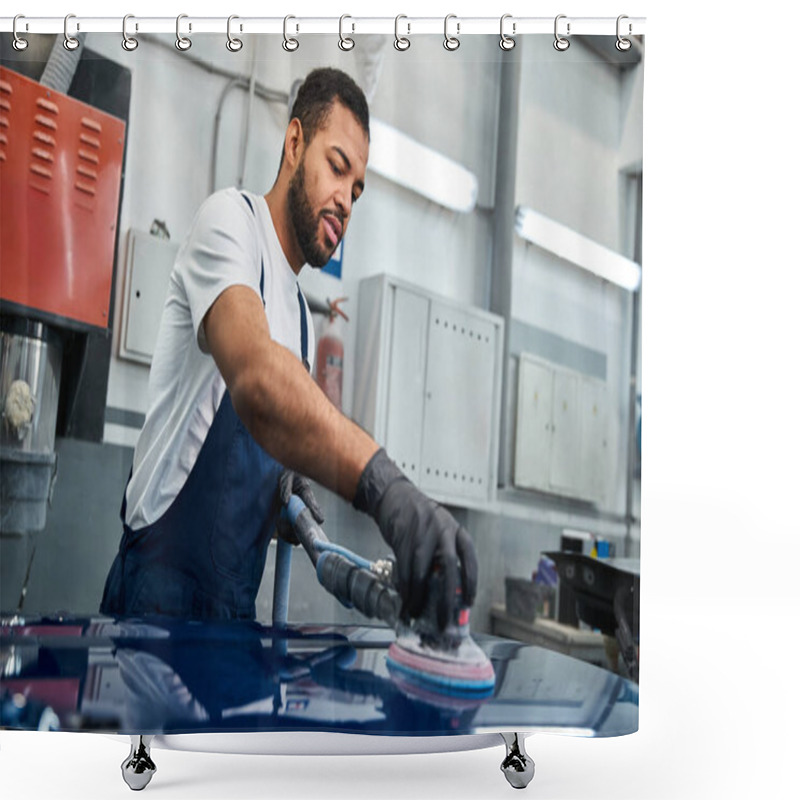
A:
510,38,643,517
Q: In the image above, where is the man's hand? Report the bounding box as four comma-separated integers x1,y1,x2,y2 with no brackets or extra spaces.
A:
353,448,478,630
275,469,324,545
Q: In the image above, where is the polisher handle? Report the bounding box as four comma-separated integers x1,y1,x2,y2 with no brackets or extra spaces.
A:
316,551,401,628
284,494,402,628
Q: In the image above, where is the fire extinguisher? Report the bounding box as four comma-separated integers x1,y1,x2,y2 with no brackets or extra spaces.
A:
315,297,348,410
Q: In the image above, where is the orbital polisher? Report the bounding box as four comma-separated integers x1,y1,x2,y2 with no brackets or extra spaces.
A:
283,495,496,701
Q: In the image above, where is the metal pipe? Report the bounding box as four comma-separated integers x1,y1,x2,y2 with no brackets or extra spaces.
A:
138,32,287,102
237,37,259,189
39,32,86,92
489,42,522,487
212,76,287,194
623,176,643,558
624,289,641,558
212,77,247,194
137,33,287,195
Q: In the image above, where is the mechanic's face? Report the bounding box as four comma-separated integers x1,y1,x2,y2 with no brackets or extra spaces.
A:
288,101,368,268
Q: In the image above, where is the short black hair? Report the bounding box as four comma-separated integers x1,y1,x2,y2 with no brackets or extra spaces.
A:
280,67,369,169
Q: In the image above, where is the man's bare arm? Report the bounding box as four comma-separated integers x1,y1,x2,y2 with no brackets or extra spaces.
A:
205,283,480,626
203,284,378,501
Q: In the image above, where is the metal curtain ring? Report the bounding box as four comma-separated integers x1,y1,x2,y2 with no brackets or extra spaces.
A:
283,15,299,52
443,14,460,51
616,15,632,51
63,13,80,51
499,14,515,51
339,15,355,51
227,15,243,52
553,14,570,51
394,15,410,51
122,14,139,51
176,14,192,51
12,15,29,51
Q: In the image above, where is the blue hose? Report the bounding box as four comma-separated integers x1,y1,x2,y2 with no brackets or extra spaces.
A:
287,494,375,571
272,536,293,628
286,494,307,526
313,540,372,570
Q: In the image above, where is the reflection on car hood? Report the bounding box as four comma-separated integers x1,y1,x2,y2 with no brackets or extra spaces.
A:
0,616,638,737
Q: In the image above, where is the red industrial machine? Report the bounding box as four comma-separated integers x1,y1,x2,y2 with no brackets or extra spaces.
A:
0,65,125,328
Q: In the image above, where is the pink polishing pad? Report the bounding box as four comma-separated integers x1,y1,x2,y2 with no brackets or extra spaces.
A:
387,641,495,690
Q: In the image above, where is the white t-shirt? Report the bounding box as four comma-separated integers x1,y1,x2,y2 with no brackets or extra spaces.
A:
124,188,315,530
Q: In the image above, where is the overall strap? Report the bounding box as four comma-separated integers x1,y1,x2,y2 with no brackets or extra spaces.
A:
240,192,265,304
120,468,132,523
297,287,310,372
241,191,308,370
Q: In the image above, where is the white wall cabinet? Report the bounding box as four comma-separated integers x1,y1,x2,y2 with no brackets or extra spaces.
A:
119,230,178,365
514,353,609,504
353,274,504,507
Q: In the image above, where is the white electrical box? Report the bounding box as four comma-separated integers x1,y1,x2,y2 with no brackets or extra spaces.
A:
119,230,179,365
514,353,609,504
353,274,504,507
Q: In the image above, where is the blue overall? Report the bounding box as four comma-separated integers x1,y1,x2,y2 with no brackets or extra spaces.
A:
100,194,309,620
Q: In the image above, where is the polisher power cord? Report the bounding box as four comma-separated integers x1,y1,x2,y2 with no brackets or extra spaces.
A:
312,540,371,570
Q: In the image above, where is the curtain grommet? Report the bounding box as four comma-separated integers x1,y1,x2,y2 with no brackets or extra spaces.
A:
226,15,243,52
338,15,355,51
283,15,299,52
394,15,410,51
122,14,139,51
12,15,29,51
616,15,633,52
444,14,460,51
175,14,192,51
554,14,570,51
63,13,80,51
499,14,516,51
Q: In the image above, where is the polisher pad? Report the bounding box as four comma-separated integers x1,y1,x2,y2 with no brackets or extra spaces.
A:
386,630,495,699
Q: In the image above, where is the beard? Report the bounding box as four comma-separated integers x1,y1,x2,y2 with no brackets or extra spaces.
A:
288,157,336,268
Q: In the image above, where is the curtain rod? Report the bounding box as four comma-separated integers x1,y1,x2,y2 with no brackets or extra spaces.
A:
1,16,646,37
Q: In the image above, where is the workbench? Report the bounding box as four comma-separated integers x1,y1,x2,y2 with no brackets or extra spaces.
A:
490,605,613,669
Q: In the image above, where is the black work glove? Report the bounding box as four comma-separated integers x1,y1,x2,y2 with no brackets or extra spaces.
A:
353,448,478,630
274,470,324,545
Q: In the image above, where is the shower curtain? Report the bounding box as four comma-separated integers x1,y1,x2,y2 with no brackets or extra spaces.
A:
0,15,643,784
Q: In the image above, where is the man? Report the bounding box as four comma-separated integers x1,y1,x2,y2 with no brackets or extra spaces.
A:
100,67,477,630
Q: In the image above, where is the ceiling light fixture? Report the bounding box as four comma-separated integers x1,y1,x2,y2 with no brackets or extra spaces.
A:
515,206,642,291
368,118,479,213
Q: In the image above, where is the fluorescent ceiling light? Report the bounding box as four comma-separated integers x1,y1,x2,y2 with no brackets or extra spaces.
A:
368,118,478,213
515,206,642,291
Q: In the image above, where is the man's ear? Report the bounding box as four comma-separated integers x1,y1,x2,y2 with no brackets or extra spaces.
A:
283,118,304,171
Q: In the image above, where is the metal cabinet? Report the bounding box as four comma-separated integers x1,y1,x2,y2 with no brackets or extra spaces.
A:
512,358,553,491
353,274,504,506
119,230,178,365
514,353,608,504
578,377,609,502
384,287,428,482
550,370,581,494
